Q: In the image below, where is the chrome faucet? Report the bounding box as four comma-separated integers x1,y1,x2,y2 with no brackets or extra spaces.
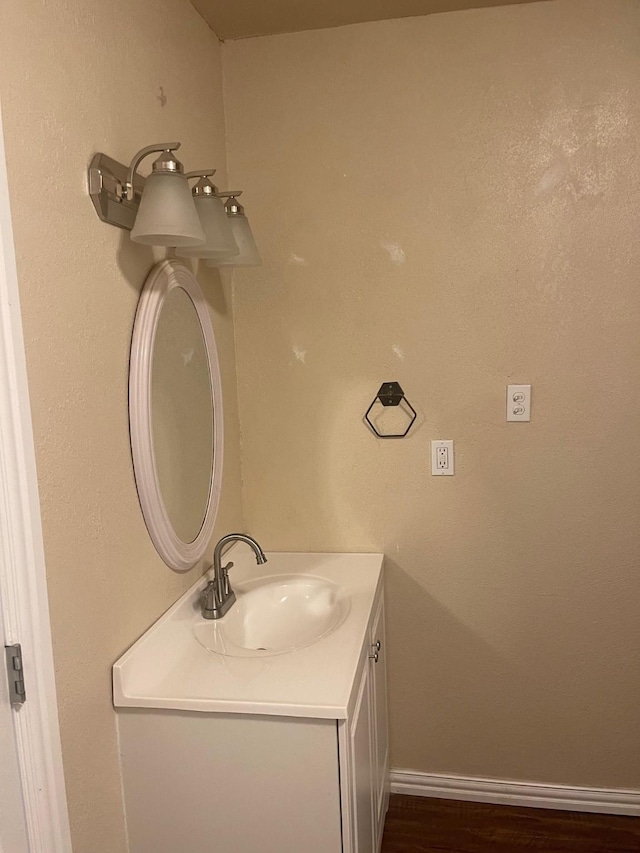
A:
201,533,267,620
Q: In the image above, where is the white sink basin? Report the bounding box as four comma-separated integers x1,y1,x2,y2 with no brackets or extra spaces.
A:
194,574,350,657
113,551,384,717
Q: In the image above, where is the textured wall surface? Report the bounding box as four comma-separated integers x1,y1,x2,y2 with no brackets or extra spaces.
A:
224,0,640,788
0,1,242,850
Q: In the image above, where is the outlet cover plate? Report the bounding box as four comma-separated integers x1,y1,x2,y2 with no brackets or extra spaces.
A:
431,440,454,476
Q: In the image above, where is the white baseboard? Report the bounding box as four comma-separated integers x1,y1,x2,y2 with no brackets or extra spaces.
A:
390,769,640,816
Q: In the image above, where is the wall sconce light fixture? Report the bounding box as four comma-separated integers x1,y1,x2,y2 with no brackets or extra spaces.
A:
176,172,239,259
207,193,262,268
129,144,204,246
89,142,204,246
88,145,259,263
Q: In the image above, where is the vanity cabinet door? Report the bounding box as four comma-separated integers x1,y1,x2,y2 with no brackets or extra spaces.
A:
341,584,389,853
349,658,375,853
369,595,389,847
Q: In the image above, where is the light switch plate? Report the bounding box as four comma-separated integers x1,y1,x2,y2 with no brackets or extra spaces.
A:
507,384,531,422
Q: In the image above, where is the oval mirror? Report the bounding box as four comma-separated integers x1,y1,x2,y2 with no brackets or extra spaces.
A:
129,260,223,572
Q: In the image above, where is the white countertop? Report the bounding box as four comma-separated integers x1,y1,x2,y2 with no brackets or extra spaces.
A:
113,550,384,719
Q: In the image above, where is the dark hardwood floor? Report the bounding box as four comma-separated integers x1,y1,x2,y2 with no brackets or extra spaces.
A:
381,795,640,852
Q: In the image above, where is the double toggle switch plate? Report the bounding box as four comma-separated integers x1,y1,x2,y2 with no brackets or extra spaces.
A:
506,384,531,422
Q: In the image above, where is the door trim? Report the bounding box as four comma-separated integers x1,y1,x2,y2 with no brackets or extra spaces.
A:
0,101,72,851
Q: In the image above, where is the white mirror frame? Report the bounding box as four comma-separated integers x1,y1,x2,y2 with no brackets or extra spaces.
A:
129,259,224,572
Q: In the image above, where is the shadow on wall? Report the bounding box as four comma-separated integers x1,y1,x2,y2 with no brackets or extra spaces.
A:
384,557,515,775
197,262,231,319
384,557,640,787
116,228,155,294
116,232,232,319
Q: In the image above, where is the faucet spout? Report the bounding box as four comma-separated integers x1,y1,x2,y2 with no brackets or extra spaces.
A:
215,533,267,569
201,533,267,620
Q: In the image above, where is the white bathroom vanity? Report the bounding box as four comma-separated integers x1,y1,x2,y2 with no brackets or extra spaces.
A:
113,549,388,853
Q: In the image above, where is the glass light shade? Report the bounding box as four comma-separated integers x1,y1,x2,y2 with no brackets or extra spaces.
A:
177,195,239,259
131,172,205,247
207,215,262,267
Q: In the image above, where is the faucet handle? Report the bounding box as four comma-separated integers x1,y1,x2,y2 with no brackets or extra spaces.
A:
201,580,216,608
221,561,234,596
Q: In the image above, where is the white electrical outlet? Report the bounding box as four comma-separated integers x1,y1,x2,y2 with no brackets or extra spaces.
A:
506,384,531,422
431,440,454,476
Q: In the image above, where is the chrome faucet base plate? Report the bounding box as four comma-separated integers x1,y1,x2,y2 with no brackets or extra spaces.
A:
202,589,236,621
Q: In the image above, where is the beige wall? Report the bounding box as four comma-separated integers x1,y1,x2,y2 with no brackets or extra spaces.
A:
2,1,640,849
0,1,242,850
224,0,640,788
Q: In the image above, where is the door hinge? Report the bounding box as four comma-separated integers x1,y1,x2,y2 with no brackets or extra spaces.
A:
5,644,26,706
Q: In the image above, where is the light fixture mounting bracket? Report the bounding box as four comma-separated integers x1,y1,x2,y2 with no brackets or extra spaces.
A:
88,152,145,231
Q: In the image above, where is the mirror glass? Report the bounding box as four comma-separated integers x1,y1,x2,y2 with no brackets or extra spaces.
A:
130,259,224,572
151,287,214,544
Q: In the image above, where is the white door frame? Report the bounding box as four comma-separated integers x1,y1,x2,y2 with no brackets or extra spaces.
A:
0,101,72,851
